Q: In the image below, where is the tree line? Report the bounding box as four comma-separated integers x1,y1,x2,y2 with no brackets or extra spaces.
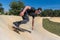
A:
40,9,60,17
0,1,60,17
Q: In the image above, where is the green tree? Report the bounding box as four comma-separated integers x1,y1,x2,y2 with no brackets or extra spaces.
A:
53,10,60,17
0,3,4,15
46,9,53,17
9,1,25,15
40,9,49,17
40,9,53,17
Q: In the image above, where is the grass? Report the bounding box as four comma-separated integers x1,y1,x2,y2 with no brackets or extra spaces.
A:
43,18,60,36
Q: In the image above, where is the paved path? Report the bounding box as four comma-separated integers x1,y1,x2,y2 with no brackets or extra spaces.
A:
0,15,60,40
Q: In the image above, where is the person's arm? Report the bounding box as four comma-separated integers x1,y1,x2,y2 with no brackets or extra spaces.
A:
22,6,31,13
20,6,31,16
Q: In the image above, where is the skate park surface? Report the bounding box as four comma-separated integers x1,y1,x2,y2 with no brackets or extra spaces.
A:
0,15,60,40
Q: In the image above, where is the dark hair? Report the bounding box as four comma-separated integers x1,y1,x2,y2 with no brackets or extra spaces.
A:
37,8,42,11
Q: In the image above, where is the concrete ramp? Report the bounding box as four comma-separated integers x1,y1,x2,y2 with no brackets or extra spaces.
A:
0,15,60,40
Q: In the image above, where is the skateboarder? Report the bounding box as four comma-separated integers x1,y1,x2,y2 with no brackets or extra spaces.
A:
13,6,42,30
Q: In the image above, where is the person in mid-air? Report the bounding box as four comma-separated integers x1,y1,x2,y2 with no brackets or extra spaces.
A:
13,6,42,30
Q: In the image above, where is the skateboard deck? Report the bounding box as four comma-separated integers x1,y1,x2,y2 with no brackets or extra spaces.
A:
12,26,31,34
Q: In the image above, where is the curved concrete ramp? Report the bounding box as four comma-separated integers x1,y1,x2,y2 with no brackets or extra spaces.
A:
0,15,60,40
49,17,60,23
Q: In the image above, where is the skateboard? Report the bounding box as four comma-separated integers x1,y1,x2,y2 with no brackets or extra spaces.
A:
12,26,31,34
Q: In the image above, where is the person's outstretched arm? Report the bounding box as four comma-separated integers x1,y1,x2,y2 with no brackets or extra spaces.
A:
20,6,31,16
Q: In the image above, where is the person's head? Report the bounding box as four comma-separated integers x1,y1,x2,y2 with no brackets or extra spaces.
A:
35,8,42,14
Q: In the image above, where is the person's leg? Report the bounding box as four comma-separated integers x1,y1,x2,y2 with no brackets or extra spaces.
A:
13,18,29,28
13,11,29,28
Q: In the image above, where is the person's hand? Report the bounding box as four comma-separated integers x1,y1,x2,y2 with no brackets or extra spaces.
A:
20,12,24,16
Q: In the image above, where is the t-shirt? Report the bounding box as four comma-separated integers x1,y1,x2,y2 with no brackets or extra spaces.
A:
27,7,37,16
21,7,37,19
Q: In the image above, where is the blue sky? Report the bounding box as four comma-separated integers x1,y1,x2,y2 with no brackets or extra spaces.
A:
0,0,60,11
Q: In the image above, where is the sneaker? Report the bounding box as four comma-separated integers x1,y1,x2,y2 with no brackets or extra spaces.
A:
13,22,19,28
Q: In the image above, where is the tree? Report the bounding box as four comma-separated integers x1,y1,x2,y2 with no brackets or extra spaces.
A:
40,9,53,17
40,9,49,17
46,9,53,17
0,3,4,15
53,10,60,17
9,1,25,15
